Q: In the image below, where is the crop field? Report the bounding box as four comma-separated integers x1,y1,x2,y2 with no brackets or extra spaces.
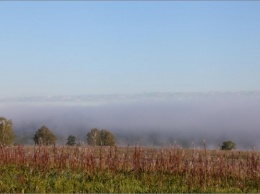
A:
0,145,260,193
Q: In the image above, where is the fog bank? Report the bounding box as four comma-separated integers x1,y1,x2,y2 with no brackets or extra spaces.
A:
1,92,260,149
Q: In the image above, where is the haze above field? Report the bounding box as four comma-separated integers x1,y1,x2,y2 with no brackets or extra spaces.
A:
1,92,260,149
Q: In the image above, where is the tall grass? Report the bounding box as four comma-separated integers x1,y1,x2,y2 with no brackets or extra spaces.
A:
0,145,259,192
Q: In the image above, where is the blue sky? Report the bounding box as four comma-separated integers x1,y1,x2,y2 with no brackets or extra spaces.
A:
0,2,260,98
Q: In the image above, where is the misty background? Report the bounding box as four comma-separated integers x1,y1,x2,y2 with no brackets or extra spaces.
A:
1,92,260,150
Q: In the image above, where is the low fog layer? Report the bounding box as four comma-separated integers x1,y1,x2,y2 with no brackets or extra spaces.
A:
1,92,260,149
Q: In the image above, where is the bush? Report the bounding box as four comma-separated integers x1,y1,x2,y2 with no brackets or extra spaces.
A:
221,141,236,150
66,135,76,146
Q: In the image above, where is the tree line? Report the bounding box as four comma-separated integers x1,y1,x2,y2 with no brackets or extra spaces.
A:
0,117,115,146
0,116,236,150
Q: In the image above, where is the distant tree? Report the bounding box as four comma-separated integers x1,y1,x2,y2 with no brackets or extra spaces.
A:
221,141,236,150
0,117,15,145
100,129,115,146
66,135,76,146
87,128,115,146
87,128,101,146
33,125,57,146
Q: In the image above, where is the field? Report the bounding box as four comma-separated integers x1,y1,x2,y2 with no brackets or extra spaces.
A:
0,145,260,193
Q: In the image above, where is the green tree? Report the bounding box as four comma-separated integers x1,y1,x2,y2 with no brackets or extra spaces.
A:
0,117,15,145
87,128,101,146
87,128,115,146
66,135,76,146
221,141,236,150
100,129,115,146
33,125,57,146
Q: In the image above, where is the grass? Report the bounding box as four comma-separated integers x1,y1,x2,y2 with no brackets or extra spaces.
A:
0,145,259,193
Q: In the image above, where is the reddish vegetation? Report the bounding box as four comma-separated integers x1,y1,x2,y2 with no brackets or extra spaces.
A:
0,145,260,192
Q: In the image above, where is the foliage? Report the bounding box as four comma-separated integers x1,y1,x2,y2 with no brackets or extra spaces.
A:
33,125,57,146
0,117,15,145
221,141,236,150
66,135,76,146
87,128,115,146
100,129,115,146
87,128,100,146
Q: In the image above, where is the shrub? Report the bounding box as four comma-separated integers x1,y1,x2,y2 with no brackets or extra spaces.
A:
66,135,76,146
221,141,236,150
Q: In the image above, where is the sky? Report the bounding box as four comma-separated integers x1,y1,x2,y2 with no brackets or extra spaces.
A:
1,1,260,98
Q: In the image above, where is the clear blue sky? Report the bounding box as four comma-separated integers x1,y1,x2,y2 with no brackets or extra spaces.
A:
0,2,260,98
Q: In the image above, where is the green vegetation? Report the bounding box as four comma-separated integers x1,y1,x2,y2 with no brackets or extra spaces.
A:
100,129,116,146
66,135,76,146
0,145,259,193
87,128,115,146
33,126,57,146
221,141,236,150
0,117,15,145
